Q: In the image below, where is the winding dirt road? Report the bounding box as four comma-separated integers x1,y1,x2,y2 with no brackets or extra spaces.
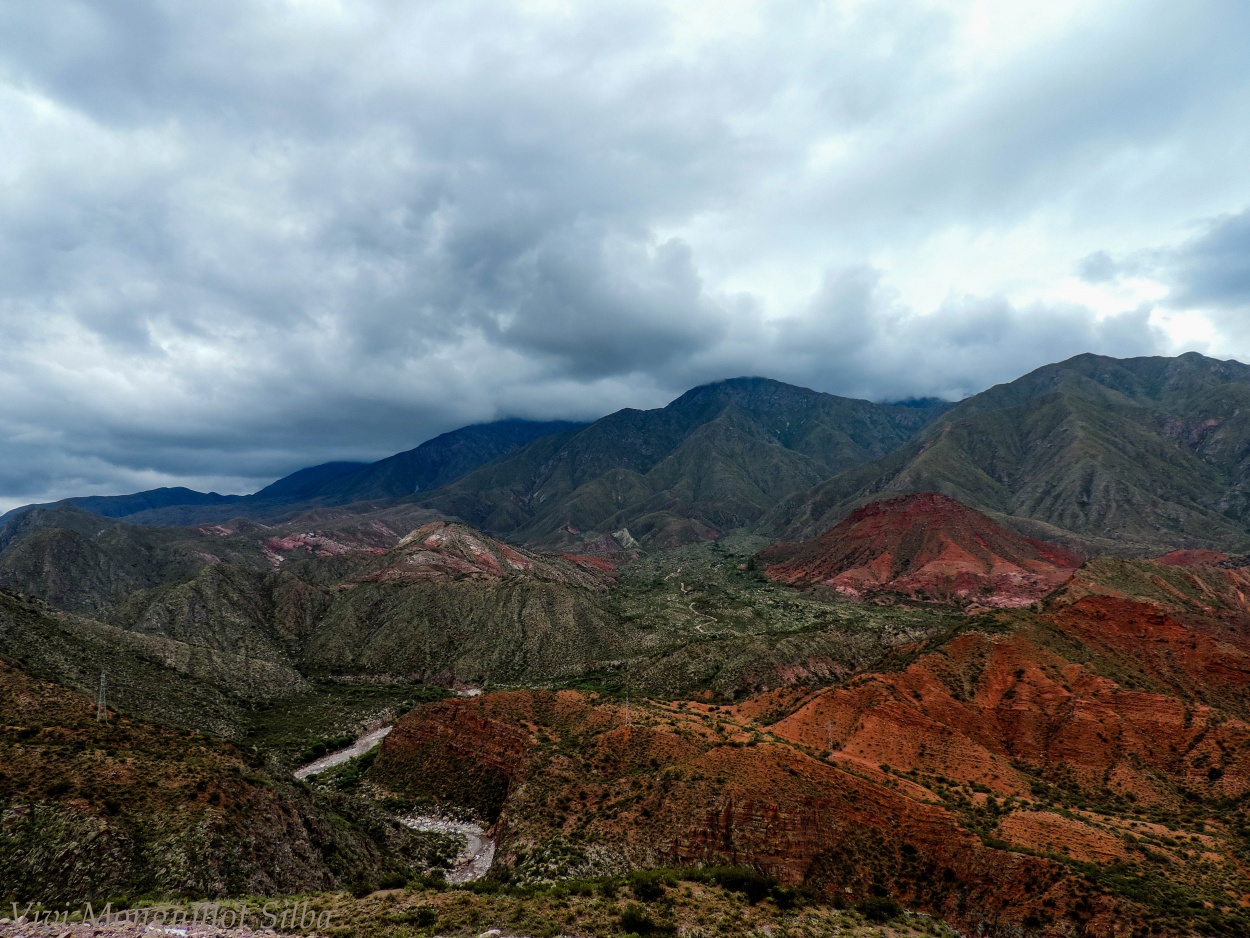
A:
293,725,392,780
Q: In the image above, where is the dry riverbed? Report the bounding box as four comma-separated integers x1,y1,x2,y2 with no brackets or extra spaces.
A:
292,726,497,883
398,815,496,883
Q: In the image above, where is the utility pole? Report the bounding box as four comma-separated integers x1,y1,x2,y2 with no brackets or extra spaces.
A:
96,673,108,723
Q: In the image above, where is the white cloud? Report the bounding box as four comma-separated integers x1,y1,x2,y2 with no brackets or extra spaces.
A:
0,0,1246,508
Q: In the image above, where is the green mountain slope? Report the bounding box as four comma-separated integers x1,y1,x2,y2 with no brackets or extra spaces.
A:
1,504,958,728
0,650,427,904
415,378,951,547
764,352,1250,552
307,419,586,504
0,505,276,615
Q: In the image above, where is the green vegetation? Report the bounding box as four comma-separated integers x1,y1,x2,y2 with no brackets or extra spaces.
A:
857,896,902,922
601,537,958,699
244,680,447,765
22,878,957,938
768,352,1250,553
0,657,399,905
415,377,949,548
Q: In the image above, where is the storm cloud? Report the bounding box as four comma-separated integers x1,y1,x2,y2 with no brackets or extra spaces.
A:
1,0,1249,509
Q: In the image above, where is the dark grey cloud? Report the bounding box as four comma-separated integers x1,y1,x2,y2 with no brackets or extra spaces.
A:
1166,209,1250,311
0,0,1245,510
1077,252,1118,284
711,270,1163,403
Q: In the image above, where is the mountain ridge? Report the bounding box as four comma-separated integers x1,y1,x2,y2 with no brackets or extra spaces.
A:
0,418,587,529
411,377,953,547
761,352,1250,553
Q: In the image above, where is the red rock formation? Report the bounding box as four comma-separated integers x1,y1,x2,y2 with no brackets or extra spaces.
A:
352,521,611,589
371,689,1079,934
370,571,1250,935
761,492,1082,607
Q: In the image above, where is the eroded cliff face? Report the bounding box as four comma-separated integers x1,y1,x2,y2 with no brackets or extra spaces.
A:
370,691,1108,935
760,493,1082,608
371,697,533,821
370,565,1250,936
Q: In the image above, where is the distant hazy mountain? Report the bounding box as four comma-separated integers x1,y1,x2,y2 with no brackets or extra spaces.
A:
413,377,953,546
0,418,586,528
304,419,587,503
250,461,371,500
30,486,249,520
764,352,1250,552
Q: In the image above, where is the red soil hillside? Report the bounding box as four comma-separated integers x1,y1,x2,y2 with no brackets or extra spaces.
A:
760,492,1082,607
368,558,1250,936
1156,549,1229,567
372,689,1085,936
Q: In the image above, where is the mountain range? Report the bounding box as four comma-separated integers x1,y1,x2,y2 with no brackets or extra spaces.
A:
10,352,1250,554
763,352,1250,552
10,351,1250,935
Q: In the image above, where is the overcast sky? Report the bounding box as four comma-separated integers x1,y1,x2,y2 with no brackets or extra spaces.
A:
2,0,1250,509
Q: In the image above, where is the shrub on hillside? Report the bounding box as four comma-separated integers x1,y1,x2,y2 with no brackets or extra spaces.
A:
857,896,901,922
628,869,673,902
619,902,674,936
688,866,776,904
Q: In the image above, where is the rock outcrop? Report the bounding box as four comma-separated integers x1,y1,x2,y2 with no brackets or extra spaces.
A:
760,492,1081,607
353,522,612,589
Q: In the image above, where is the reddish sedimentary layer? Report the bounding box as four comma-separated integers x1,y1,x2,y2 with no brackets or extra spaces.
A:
373,689,1079,934
352,521,611,588
371,556,1250,935
1156,549,1230,567
761,492,1081,607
